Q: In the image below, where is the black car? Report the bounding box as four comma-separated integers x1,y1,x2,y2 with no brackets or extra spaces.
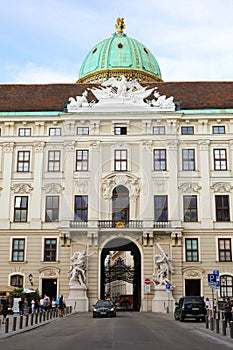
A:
174,296,207,322
93,300,116,318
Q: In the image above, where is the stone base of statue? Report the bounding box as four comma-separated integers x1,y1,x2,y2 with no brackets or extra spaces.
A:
152,285,175,313
66,283,88,312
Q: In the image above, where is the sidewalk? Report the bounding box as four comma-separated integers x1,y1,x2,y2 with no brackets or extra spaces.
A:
0,308,74,339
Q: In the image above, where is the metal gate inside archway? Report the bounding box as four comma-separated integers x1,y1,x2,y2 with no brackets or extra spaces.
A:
100,238,141,311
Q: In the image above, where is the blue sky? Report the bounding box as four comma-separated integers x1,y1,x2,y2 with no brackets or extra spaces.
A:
1,0,233,83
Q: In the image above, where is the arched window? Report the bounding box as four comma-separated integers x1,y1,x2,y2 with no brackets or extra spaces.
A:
112,186,129,226
11,274,23,288
220,275,233,298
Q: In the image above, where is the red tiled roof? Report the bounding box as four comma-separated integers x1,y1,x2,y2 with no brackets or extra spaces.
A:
0,81,233,112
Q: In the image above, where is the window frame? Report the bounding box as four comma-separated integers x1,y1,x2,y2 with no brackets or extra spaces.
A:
12,238,25,262
185,238,199,262
14,196,28,222
114,126,127,135
43,238,57,262
215,195,230,222
77,127,89,135
154,149,167,171
154,195,168,222
153,126,165,135
76,150,89,171
10,274,23,288
74,195,88,222
114,149,127,171
48,150,61,172
183,195,198,222
213,149,227,171
18,128,31,137
49,127,61,136
182,149,195,171
181,126,194,135
17,150,30,172
45,196,59,222
212,125,225,134
218,238,232,262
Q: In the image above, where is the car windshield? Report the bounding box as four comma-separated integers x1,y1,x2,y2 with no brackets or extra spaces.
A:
96,301,113,307
184,297,204,304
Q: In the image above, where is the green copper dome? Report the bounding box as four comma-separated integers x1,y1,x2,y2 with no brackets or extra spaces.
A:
77,18,162,83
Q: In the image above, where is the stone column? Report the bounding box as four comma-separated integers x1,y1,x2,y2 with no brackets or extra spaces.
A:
198,140,212,228
0,143,14,228
30,142,45,229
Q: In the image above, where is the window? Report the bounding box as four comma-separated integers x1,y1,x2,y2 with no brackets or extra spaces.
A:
213,126,225,134
154,149,166,171
114,126,127,135
112,186,129,223
45,196,59,222
214,149,227,170
77,127,89,135
12,239,25,262
14,196,28,222
75,196,88,221
114,150,127,171
48,150,61,172
154,195,168,221
215,195,230,222
17,151,30,172
220,275,233,298
153,126,165,135
44,238,57,262
49,128,61,136
185,238,198,262
76,150,89,171
218,238,232,262
182,149,195,171
11,275,23,288
181,126,194,135
19,128,31,136
183,195,198,222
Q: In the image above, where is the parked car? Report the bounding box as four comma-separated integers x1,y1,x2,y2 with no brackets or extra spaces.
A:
93,300,116,318
116,295,133,310
174,296,207,322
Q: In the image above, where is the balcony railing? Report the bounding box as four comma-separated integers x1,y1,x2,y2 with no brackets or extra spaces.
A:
70,220,88,228
153,220,171,228
98,220,143,229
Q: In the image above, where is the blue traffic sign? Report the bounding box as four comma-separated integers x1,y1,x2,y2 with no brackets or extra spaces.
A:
166,283,171,290
213,270,219,277
208,274,216,283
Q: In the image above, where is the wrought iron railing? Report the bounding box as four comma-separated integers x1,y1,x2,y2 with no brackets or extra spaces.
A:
98,220,143,229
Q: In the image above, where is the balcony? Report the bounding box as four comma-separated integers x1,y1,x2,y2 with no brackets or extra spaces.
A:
153,220,171,228
98,220,143,229
70,220,88,228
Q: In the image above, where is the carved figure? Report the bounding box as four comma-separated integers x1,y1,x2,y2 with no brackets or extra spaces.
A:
153,243,175,286
68,250,95,285
67,90,89,111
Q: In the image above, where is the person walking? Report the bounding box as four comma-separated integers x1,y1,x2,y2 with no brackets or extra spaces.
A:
1,296,9,324
205,297,211,316
58,295,64,317
224,297,231,327
18,297,24,316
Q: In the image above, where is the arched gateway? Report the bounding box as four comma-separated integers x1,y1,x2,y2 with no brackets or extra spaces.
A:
100,238,141,311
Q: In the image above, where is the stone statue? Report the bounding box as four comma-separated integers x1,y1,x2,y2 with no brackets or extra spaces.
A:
153,243,175,286
68,250,95,286
67,90,89,111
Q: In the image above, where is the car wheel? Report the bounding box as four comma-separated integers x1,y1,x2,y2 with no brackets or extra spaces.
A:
174,313,179,321
180,316,184,322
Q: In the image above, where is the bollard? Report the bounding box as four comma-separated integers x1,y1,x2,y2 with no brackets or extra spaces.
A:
13,316,17,331
230,321,233,339
31,313,34,326
39,312,42,323
43,312,46,321
215,318,219,333
35,312,38,324
5,318,9,333
222,319,226,336
205,315,209,329
19,315,23,329
25,314,29,327
210,316,214,331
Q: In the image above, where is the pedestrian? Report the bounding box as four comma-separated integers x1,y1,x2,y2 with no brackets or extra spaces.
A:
224,297,231,327
31,298,35,313
18,298,24,315
58,295,64,317
43,294,50,312
205,297,211,316
39,296,44,312
51,297,57,310
1,296,9,324
23,297,28,315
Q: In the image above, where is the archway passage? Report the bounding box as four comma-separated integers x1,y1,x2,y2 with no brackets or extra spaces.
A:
101,238,141,311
